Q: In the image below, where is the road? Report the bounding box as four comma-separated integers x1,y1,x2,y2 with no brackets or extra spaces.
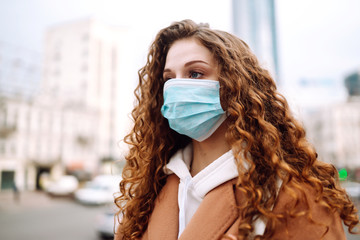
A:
0,191,110,240
0,191,359,240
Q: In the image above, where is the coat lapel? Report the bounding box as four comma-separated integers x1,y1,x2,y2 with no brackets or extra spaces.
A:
147,175,239,240
147,174,180,240
179,179,239,240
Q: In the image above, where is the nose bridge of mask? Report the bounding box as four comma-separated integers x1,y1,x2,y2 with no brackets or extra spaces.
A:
163,84,220,104
163,78,219,91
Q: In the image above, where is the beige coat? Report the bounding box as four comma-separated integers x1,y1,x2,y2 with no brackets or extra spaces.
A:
115,174,346,240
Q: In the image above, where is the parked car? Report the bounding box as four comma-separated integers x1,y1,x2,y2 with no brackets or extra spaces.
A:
75,175,122,205
96,205,121,239
46,175,79,196
341,181,360,200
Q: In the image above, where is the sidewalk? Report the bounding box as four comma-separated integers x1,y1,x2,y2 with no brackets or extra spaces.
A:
0,190,57,212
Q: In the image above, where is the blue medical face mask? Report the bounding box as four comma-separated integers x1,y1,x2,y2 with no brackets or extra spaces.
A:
161,78,227,142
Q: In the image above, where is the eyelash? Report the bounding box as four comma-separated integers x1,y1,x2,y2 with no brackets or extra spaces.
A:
163,70,204,81
189,71,203,79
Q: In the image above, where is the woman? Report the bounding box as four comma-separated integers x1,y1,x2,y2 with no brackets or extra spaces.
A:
115,19,359,240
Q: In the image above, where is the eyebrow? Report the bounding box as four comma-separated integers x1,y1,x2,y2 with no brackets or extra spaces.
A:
163,60,210,73
184,60,210,67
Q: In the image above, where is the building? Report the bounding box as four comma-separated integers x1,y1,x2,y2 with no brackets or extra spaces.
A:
0,95,101,190
232,0,279,81
0,19,128,191
42,18,128,161
305,100,360,169
303,69,360,171
345,71,360,96
0,40,42,99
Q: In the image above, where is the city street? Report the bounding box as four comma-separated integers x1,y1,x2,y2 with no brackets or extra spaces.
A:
0,191,359,240
0,191,110,240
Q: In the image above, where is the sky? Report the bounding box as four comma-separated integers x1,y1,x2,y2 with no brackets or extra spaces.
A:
1,0,360,110
276,0,360,111
0,0,232,53
278,0,360,81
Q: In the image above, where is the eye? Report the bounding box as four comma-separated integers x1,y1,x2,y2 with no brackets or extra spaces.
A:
189,71,203,79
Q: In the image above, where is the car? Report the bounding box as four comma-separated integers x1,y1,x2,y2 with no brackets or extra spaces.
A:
74,174,122,205
96,205,121,239
46,175,79,196
340,181,360,200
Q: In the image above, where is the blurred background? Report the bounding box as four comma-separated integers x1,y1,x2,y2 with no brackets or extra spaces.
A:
0,0,359,239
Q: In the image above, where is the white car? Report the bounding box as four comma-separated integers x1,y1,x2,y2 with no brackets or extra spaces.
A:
75,175,122,205
96,205,121,239
46,175,79,196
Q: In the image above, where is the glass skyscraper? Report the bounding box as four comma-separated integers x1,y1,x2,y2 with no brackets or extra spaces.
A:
232,0,279,83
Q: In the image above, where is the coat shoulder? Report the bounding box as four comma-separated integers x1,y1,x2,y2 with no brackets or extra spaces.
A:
269,180,346,240
227,180,346,240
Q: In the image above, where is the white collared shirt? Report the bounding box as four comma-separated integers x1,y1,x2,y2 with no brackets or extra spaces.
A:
164,144,241,237
164,144,283,238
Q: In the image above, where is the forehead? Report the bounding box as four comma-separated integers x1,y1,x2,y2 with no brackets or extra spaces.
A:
164,38,216,69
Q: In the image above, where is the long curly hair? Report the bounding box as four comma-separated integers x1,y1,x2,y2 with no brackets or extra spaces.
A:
115,19,359,239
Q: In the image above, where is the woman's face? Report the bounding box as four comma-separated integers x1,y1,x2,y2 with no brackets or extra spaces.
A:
163,38,218,81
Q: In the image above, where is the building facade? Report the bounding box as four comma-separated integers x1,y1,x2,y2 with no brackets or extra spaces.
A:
42,18,127,161
305,99,360,169
0,95,101,190
303,70,360,171
232,0,279,81
0,19,127,191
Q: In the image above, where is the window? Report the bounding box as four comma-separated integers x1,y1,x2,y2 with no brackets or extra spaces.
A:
81,64,88,72
0,141,5,155
53,52,61,62
82,33,89,42
11,143,16,155
53,69,61,76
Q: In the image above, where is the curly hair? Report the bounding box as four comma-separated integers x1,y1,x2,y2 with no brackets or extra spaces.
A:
115,19,359,239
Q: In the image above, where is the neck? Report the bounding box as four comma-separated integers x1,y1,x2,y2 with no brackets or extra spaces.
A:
190,120,230,176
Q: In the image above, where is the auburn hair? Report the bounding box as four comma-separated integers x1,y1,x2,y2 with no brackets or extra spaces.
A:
115,19,359,239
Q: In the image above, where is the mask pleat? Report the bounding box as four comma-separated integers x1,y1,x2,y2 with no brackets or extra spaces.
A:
161,78,226,142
